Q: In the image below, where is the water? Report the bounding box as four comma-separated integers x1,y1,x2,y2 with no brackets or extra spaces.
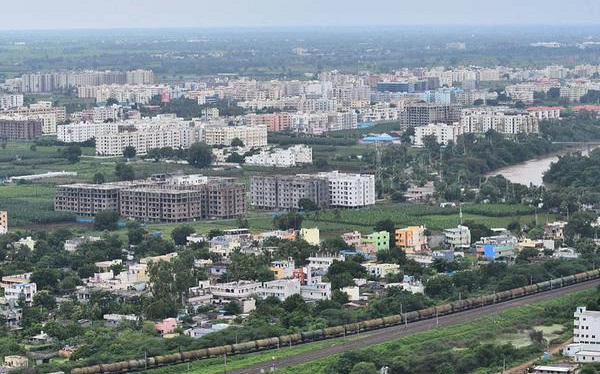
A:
487,144,600,187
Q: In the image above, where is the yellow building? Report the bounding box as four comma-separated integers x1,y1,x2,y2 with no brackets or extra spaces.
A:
394,226,427,253
300,228,320,246
0,211,7,234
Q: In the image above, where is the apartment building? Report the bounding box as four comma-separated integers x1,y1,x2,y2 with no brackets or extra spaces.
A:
244,145,313,167
461,108,539,134
57,122,119,143
245,112,291,132
300,282,332,301
250,175,329,210
126,69,155,85
399,103,461,131
0,211,7,235
0,94,23,109
203,125,268,148
95,125,201,156
565,307,600,362
54,176,246,221
363,263,400,278
317,171,376,208
0,118,43,140
413,122,464,146
18,70,151,93
444,225,471,250
361,231,390,252
395,226,428,253
527,106,562,120
259,279,301,301
475,234,518,261
2,102,66,134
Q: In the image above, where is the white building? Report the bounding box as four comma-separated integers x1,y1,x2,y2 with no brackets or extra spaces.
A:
461,108,539,134
0,94,24,109
64,236,101,252
259,279,301,301
316,171,376,208
4,282,37,306
300,282,332,301
444,225,471,250
565,306,600,362
57,122,119,143
203,125,268,148
244,145,313,167
362,263,400,278
413,123,463,147
210,281,261,301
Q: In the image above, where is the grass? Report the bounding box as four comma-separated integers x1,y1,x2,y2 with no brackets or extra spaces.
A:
140,289,594,374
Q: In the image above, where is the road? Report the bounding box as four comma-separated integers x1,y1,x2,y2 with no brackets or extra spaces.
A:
230,279,600,374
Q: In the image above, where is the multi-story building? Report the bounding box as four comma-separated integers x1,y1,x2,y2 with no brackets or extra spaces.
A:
245,112,291,132
126,69,155,85
413,123,463,146
475,234,518,261
395,226,428,253
55,176,246,221
18,70,151,93
363,263,400,278
317,171,376,208
0,94,23,109
259,279,301,301
250,175,329,210
360,231,390,252
0,118,43,140
0,211,7,235
203,125,268,148
244,145,313,167
399,103,461,131
565,307,600,362
443,225,471,250
527,106,562,120
461,108,539,134
300,282,332,301
57,122,119,143
4,282,37,306
95,125,202,156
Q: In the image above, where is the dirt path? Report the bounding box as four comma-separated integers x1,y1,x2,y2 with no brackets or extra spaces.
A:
496,338,573,374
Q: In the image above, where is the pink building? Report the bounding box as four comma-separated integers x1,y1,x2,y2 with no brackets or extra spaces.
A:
155,318,177,335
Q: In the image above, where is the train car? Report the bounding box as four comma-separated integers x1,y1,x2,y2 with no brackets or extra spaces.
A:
207,345,232,357
324,326,345,338
537,280,551,291
361,318,385,330
496,290,512,302
256,337,280,349
510,287,525,298
404,311,420,323
563,275,576,285
73,365,100,374
481,294,496,306
301,329,324,341
278,333,301,346
382,314,402,326
450,299,475,312
232,341,256,353
550,278,563,288
575,272,589,282
418,307,436,319
344,322,360,334
523,284,538,294
587,269,600,279
434,304,452,316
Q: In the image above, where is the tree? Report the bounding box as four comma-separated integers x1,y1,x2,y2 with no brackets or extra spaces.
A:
115,163,135,181
123,146,137,159
298,198,318,212
230,137,245,148
473,98,484,106
105,97,119,106
374,219,396,238
127,221,146,245
273,212,304,230
33,290,56,310
63,144,82,163
31,268,59,292
350,362,378,374
226,152,245,163
94,210,120,231
222,302,241,315
517,247,539,263
187,142,213,168
110,263,124,278
171,225,195,246
93,172,105,184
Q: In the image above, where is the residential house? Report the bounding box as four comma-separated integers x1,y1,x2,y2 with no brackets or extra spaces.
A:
395,226,427,253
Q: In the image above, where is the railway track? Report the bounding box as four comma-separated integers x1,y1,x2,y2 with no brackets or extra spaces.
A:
230,278,600,374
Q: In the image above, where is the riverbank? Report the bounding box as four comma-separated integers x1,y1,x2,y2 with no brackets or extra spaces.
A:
487,143,600,187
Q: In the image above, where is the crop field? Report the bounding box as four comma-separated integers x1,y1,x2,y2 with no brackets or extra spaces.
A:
0,184,74,226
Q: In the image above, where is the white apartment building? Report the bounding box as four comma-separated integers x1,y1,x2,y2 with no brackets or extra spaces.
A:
57,122,119,143
126,69,155,85
527,106,562,120
461,109,539,134
259,279,301,301
316,171,376,208
0,94,24,109
413,123,463,147
565,307,600,362
444,225,471,250
560,83,592,102
203,125,267,148
244,145,313,167
505,84,536,103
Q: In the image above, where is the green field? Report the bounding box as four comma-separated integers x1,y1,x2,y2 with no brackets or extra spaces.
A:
139,289,594,374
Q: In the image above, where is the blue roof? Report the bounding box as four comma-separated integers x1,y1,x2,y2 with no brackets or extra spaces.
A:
361,134,399,142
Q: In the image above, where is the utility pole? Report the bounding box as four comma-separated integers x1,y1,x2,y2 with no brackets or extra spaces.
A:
224,354,227,374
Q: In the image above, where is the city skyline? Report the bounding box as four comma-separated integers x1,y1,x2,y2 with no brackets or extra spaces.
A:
2,0,600,30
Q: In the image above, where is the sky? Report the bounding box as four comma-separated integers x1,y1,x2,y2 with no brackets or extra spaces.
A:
2,0,600,30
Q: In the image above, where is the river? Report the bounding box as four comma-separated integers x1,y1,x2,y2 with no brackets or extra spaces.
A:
487,143,600,187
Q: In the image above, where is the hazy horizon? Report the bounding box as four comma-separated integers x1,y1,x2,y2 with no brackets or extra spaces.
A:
3,0,600,31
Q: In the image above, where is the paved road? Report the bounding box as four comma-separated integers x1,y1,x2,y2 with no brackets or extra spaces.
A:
229,279,600,374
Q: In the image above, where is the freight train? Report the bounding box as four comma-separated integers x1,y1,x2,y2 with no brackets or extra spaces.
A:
71,269,600,374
